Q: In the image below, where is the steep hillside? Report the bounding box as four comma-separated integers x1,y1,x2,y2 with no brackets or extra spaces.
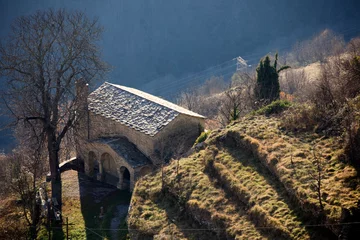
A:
128,115,360,239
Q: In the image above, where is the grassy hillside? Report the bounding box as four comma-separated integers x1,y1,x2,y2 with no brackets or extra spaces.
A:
128,115,360,239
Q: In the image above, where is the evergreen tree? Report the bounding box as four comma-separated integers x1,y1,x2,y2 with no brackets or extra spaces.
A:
255,53,290,102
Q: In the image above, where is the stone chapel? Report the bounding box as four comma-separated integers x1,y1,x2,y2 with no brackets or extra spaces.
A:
76,81,205,191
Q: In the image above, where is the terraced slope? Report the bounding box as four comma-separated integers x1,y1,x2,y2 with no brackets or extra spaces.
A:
128,116,360,239
227,116,360,229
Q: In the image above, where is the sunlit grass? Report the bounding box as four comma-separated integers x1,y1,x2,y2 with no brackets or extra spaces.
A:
230,115,360,223
129,115,360,239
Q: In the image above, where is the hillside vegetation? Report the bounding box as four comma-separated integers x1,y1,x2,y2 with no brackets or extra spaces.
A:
128,115,360,239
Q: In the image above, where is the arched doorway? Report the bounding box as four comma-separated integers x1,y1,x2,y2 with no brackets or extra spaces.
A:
101,153,119,186
88,151,99,177
119,166,131,190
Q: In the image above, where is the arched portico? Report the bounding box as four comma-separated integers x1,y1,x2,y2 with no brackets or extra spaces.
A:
88,151,100,178
82,140,152,191
117,166,131,190
100,152,119,185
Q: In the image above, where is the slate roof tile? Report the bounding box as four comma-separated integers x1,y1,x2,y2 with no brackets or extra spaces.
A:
88,82,205,136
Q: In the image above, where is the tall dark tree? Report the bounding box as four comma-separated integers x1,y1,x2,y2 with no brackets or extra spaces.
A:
0,9,108,203
255,53,290,102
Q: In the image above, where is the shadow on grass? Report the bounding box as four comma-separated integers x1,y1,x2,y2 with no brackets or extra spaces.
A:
77,171,131,240
155,190,218,240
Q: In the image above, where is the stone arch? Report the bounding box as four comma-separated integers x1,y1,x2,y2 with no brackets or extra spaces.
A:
118,166,131,190
100,152,119,185
88,151,99,177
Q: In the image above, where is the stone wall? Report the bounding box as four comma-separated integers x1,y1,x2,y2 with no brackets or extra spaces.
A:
76,110,204,190
89,112,156,162
88,112,204,165
152,114,205,164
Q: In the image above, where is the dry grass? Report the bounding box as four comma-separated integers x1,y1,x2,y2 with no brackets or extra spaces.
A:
129,115,360,239
129,156,266,239
228,116,360,232
208,149,309,239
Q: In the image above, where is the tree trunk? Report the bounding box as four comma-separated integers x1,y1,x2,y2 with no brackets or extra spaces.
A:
47,129,62,207
30,170,38,240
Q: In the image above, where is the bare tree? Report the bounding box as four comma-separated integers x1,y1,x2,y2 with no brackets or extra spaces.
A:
177,88,199,111
347,37,360,56
177,76,227,113
218,87,244,126
291,29,345,66
178,73,256,127
0,153,10,197
198,76,227,96
0,9,108,202
309,44,360,132
216,71,257,126
3,119,48,239
279,69,307,95
8,149,46,239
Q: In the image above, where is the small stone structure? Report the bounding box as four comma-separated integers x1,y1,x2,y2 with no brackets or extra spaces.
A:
76,81,205,191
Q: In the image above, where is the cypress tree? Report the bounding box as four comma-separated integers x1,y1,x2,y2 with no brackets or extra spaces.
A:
255,53,290,102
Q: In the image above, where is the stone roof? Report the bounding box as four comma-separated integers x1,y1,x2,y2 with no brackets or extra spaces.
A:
94,137,151,168
88,82,205,136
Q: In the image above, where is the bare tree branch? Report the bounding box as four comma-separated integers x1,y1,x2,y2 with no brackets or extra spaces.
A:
0,9,109,202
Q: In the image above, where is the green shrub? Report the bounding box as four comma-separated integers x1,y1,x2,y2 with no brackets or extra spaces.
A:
255,100,291,116
195,131,211,145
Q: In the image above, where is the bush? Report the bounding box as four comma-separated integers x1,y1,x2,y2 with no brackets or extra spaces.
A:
280,103,318,132
343,96,360,169
345,124,360,170
195,131,211,145
254,100,291,116
305,52,360,134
